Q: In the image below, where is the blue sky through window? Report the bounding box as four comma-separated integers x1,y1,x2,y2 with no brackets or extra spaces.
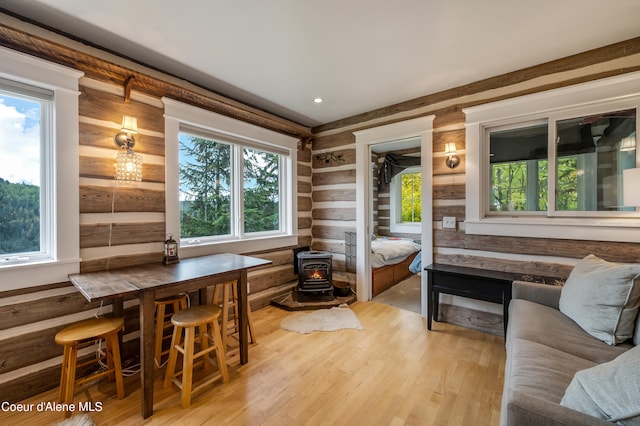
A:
0,94,41,186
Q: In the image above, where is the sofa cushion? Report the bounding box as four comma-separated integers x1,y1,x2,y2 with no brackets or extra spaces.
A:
560,345,640,424
508,299,629,363
635,313,640,346
501,338,611,426
559,254,640,345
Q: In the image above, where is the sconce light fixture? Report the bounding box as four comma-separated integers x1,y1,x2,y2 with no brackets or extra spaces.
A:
444,142,460,169
114,115,142,181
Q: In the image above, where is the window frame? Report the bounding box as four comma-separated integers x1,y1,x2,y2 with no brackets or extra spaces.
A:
464,71,640,242
163,98,298,257
390,166,422,233
0,47,83,291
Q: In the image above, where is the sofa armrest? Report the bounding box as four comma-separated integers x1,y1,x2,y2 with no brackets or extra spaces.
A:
512,280,561,310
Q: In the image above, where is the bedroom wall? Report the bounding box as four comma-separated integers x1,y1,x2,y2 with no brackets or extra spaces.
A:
0,15,311,402
310,37,640,332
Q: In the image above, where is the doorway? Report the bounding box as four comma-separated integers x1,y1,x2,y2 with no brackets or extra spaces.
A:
353,116,434,318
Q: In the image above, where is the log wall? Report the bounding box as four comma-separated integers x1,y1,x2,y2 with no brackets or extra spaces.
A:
0,17,311,402
1,12,640,401
311,38,640,330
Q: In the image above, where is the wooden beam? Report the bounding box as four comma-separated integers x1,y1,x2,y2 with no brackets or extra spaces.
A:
0,22,312,140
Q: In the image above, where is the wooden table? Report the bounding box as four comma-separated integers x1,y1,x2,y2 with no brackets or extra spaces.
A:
69,253,271,418
425,263,517,337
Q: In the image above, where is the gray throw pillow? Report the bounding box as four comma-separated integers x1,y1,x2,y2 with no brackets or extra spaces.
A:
559,254,640,345
560,345,640,424
635,314,640,346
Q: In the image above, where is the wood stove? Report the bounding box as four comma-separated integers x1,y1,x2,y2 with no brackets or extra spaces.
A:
296,250,334,301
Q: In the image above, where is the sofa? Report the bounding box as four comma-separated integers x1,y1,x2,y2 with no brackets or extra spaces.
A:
501,255,640,426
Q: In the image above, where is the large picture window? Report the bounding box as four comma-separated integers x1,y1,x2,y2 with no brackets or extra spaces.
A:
178,129,284,244
0,47,82,290
164,98,298,256
0,83,49,261
486,109,636,216
464,71,640,242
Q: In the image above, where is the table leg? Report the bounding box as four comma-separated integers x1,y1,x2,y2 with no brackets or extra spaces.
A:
237,270,248,364
140,290,155,419
427,271,433,330
503,285,512,338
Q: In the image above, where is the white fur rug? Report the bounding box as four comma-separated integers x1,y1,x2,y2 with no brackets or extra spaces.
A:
280,304,363,334
55,414,95,426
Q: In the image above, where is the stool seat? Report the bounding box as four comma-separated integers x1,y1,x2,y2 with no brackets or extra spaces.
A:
164,304,229,408
55,317,125,418
171,304,220,327
55,317,123,345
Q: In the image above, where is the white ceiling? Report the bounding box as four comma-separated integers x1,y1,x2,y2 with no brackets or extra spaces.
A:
2,0,640,127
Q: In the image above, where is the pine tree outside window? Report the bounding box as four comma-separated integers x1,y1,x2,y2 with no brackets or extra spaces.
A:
179,131,284,243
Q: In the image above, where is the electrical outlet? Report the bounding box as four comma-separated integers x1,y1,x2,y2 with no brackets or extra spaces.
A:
442,216,457,229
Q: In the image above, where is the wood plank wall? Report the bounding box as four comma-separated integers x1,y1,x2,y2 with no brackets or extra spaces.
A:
0,20,312,401
310,38,640,329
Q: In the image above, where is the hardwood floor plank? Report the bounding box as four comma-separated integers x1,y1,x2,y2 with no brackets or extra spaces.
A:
2,302,505,426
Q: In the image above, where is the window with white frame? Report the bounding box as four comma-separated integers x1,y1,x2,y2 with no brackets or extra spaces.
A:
390,166,422,233
464,72,640,242
0,47,82,291
163,98,298,256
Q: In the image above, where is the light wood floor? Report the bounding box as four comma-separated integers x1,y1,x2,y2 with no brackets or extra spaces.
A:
4,302,505,426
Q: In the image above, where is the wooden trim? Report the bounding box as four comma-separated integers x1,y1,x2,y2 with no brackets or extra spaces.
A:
0,22,312,140
0,281,71,298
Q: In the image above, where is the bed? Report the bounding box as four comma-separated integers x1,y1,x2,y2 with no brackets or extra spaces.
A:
370,236,421,297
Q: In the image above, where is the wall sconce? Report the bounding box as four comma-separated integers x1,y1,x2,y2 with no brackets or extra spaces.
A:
444,142,460,169
114,115,143,181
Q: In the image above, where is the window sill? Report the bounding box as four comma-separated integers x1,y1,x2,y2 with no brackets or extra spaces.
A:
0,258,81,292
465,217,640,243
179,234,299,258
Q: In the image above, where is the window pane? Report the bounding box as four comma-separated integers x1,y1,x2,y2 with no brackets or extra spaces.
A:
0,93,41,256
556,109,636,211
243,147,280,233
489,123,548,212
400,171,421,222
179,133,231,238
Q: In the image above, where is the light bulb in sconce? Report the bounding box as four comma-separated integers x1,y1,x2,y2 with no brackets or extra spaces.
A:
444,142,460,169
114,115,143,181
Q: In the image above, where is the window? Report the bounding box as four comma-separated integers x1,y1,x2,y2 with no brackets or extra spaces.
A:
465,72,640,242
178,129,284,243
0,47,82,291
164,98,298,256
390,166,422,233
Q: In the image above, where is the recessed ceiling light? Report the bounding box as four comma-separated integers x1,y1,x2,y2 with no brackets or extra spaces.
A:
313,97,324,104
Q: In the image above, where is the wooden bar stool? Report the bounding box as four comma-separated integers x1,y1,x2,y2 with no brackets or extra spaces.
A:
55,317,125,417
212,280,257,356
154,294,188,367
163,304,229,408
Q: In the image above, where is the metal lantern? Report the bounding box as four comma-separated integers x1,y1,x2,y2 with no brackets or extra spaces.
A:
163,234,180,265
